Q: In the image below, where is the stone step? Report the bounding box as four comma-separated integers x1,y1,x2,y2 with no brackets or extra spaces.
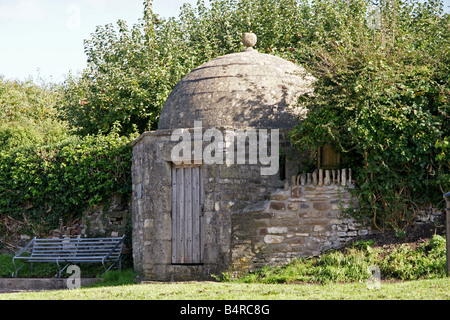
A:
0,278,101,293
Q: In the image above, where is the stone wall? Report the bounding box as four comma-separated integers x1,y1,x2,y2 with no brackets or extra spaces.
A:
1,193,130,252
47,193,130,240
81,193,130,238
229,168,374,276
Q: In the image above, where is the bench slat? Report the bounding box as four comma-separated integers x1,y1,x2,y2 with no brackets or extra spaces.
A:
34,237,122,241
31,249,121,254
29,253,121,257
33,241,122,246
31,247,121,251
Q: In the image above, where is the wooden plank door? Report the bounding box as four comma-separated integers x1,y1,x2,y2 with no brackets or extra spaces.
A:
171,165,203,264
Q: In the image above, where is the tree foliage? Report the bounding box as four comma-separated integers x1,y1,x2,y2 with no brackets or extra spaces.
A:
289,0,449,230
56,0,317,136
0,77,61,125
0,77,68,152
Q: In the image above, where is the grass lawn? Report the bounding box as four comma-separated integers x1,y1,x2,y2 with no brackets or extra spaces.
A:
1,236,448,301
1,278,449,300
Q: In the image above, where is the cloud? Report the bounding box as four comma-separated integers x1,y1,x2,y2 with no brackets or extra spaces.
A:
0,0,46,22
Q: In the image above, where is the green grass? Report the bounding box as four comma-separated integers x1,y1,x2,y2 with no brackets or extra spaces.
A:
0,253,127,278
0,235,447,300
1,278,449,300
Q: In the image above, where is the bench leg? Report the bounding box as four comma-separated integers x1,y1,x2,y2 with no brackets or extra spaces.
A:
13,259,25,278
56,259,70,278
59,263,70,278
101,258,122,276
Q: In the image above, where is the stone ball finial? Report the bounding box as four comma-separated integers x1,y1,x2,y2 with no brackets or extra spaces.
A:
242,32,257,49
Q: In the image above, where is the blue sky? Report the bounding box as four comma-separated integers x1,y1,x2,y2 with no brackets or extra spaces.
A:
0,0,197,83
0,0,449,84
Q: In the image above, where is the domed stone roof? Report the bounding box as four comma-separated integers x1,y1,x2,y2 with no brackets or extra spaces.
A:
158,33,316,130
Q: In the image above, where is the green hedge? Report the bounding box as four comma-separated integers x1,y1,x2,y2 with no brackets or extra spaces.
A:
0,128,137,234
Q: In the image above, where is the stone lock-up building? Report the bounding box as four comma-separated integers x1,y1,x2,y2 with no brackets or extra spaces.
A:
131,33,364,281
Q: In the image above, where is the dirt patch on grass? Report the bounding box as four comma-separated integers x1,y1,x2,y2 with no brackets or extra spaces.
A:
343,218,446,257
369,222,445,249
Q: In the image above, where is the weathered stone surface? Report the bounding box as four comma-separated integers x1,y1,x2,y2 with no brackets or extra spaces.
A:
313,201,330,211
220,165,240,179
130,34,378,282
313,225,325,232
358,229,369,236
270,190,289,201
267,227,288,234
270,201,286,211
312,170,318,186
300,173,306,186
290,186,302,198
158,49,315,131
242,32,257,48
324,170,331,186
264,235,284,244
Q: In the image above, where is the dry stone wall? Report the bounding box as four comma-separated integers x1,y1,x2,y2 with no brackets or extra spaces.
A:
1,193,130,253
46,193,130,240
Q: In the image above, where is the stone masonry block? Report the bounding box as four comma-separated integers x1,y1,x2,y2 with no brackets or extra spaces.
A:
270,190,289,200
270,201,286,211
313,201,330,211
290,186,302,198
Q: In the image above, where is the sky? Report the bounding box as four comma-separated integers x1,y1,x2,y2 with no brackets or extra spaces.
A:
0,0,449,84
0,0,198,83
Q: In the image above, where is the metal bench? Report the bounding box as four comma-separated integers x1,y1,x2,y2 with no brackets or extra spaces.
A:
12,235,126,278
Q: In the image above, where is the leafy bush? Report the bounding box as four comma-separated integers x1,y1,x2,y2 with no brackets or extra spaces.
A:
0,127,137,233
0,70,135,237
0,118,68,152
0,77,61,126
0,77,69,153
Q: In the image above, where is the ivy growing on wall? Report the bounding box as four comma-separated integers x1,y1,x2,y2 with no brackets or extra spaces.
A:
289,0,449,230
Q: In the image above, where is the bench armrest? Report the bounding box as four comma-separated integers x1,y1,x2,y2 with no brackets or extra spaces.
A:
102,235,126,262
13,237,36,260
